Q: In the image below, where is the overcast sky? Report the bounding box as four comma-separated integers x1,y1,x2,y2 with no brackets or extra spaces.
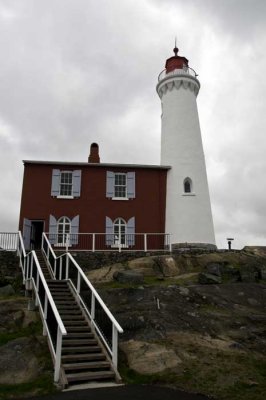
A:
0,0,265,249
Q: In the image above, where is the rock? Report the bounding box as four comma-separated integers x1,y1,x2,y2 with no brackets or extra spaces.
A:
257,264,266,280
247,298,259,306
128,258,156,276
198,273,222,285
113,270,144,284
239,264,259,282
153,256,180,277
220,264,240,282
206,263,222,276
0,336,46,384
87,263,124,283
0,284,15,296
120,340,182,374
179,287,190,296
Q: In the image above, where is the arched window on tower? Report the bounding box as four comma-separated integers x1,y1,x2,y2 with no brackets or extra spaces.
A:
184,177,192,193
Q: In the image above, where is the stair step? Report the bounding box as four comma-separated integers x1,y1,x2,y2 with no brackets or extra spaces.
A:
61,316,85,321
67,333,94,338
65,325,90,331
58,310,82,315
63,339,97,346
57,305,79,310
62,346,101,353
53,300,77,305
63,321,88,326
66,370,115,382
61,353,105,362
63,361,110,370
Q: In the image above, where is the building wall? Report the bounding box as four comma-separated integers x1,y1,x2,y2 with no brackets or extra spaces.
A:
19,163,167,235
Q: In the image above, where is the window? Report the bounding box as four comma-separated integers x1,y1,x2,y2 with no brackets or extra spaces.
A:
49,215,79,246
183,177,192,193
114,218,126,245
51,169,81,198
106,171,135,199
60,172,73,196
57,216,71,245
105,216,135,247
114,173,127,198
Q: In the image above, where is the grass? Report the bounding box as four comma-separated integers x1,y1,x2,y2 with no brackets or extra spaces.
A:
0,320,43,346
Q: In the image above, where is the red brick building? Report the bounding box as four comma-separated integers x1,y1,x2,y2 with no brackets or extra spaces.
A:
19,143,169,250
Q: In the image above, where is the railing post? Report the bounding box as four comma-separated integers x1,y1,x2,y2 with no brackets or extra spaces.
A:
54,258,57,278
112,324,118,368
77,272,81,294
59,257,62,280
41,233,44,252
92,233,95,252
169,234,172,252
91,293,95,320
30,254,33,279
54,326,63,382
66,233,70,252
43,293,48,335
144,234,147,252
65,256,69,279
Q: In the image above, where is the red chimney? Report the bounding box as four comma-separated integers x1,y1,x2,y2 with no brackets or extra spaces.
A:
88,143,100,163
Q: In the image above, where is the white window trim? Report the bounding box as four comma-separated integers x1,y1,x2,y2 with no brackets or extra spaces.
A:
182,193,196,196
57,195,74,199
112,197,129,201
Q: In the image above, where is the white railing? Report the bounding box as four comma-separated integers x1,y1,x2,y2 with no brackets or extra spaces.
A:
44,232,172,253
0,232,18,251
42,233,123,368
158,66,198,81
17,232,67,382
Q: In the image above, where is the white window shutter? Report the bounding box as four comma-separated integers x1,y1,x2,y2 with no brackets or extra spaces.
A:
106,171,115,198
51,169,60,196
49,215,57,244
71,215,79,245
105,216,114,246
127,172,135,198
73,170,82,197
127,216,135,246
23,218,32,251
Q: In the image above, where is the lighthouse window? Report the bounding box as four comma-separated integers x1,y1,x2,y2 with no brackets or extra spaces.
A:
184,178,192,193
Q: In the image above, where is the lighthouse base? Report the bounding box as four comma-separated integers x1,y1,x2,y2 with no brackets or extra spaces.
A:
171,242,217,251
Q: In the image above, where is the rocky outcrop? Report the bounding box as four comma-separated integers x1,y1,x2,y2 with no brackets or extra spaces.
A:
113,270,144,284
0,336,48,384
119,340,182,374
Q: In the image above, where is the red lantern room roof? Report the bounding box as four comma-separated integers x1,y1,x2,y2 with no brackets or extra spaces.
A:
165,46,189,74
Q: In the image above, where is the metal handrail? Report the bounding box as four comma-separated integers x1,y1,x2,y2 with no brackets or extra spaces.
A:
42,233,124,367
43,232,172,253
68,253,123,334
17,232,66,382
158,66,198,81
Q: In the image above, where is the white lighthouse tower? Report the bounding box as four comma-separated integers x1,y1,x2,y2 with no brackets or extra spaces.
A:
157,46,216,247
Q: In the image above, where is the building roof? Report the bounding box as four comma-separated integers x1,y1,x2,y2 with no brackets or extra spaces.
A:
22,160,171,170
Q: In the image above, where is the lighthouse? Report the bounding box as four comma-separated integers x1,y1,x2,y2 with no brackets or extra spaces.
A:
157,46,216,247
